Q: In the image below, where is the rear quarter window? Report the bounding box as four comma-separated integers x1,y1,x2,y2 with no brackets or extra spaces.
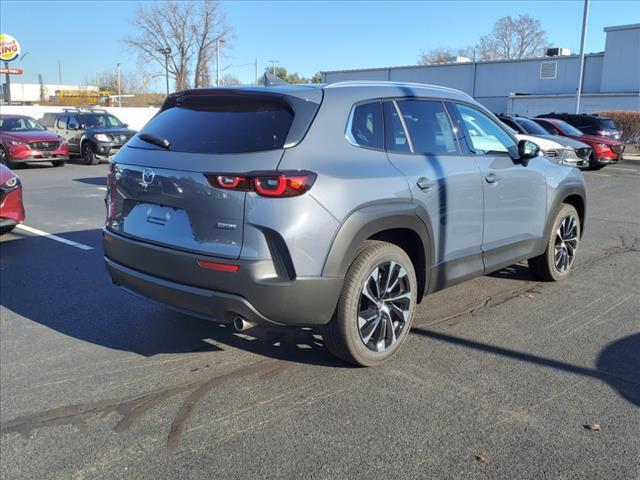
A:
347,102,384,150
131,95,295,154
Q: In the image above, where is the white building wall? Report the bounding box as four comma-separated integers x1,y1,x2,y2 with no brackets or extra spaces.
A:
601,24,640,93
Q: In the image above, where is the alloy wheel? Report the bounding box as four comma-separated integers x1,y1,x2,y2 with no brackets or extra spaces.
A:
0,147,7,165
357,261,412,352
554,215,578,273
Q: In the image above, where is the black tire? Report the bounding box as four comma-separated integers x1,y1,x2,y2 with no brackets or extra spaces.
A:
0,146,12,167
322,240,418,367
589,152,604,170
51,160,66,167
0,224,16,235
528,204,581,282
82,142,99,165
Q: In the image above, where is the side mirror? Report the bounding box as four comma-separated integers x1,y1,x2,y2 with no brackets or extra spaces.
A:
124,123,129,128
518,139,540,160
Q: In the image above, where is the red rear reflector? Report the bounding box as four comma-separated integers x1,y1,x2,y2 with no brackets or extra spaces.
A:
197,259,240,272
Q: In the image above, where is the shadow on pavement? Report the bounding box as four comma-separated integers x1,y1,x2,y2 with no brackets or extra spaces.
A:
412,328,640,407
73,176,106,186
0,228,345,367
487,263,537,282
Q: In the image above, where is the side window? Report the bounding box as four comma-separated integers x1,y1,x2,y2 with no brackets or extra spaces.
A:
347,102,383,149
395,100,458,154
455,104,516,155
56,115,67,129
383,102,410,152
501,118,520,132
67,115,79,129
535,120,560,135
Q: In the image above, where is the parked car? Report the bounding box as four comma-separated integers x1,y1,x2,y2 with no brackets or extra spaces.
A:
498,115,592,167
0,114,69,167
104,82,586,366
537,113,622,140
40,108,136,165
532,117,624,169
0,164,25,235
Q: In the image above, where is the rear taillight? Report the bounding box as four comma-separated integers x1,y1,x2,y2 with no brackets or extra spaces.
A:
207,171,316,198
596,130,611,137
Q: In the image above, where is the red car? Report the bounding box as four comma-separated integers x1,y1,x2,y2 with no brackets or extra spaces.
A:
0,114,69,167
0,164,25,235
533,117,624,170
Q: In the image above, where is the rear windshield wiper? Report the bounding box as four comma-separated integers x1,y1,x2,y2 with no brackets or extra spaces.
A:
138,133,171,150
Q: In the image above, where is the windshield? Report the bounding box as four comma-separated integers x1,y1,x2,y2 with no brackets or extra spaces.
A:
556,120,586,136
515,118,549,136
80,113,124,128
0,116,46,132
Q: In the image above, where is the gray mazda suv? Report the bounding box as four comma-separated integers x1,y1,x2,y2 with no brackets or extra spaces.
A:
104,81,586,366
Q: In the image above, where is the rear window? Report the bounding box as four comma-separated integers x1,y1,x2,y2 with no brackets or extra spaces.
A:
132,95,294,154
598,118,616,129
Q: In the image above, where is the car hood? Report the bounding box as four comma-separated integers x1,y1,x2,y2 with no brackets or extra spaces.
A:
86,127,137,136
535,135,591,149
516,134,565,151
572,134,623,146
1,130,61,142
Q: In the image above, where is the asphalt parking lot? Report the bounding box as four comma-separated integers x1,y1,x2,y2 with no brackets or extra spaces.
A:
1,160,639,480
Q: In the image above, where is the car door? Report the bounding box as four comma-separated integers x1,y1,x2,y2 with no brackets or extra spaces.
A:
452,102,547,272
383,99,484,289
65,114,81,153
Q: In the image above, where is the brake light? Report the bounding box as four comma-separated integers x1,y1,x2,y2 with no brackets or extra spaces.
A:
206,171,316,198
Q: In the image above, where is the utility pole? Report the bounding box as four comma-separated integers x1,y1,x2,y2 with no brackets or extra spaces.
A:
255,57,259,85
269,60,279,75
216,37,225,86
158,48,171,95
19,52,29,104
117,63,122,107
576,0,590,114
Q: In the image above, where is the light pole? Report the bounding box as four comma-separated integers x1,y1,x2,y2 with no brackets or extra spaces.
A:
576,0,590,114
158,48,171,95
269,60,279,76
19,52,29,104
216,37,225,86
116,63,122,107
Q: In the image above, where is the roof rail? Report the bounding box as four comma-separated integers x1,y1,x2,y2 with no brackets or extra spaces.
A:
323,80,471,98
62,107,107,113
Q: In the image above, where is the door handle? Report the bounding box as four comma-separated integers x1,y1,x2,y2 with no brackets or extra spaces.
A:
485,173,499,184
416,177,435,190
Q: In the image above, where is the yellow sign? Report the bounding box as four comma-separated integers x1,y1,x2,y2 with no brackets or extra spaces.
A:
0,34,21,62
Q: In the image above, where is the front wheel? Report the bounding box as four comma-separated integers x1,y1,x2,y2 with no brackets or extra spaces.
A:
82,142,99,165
322,240,417,367
0,146,12,167
51,160,66,167
529,204,581,281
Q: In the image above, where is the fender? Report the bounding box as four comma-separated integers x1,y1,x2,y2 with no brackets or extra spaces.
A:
534,179,587,257
322,202,435,297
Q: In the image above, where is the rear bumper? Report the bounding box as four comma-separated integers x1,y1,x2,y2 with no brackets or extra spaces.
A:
103,229,343,327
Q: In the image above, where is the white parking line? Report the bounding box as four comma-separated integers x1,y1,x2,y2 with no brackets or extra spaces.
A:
584,173,612,177
15,225,94,251
605,167,638,172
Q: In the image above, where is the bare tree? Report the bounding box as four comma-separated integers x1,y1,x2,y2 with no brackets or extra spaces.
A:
418,47,473,65
91,71,142,94
476,15,548,60
123,1,231,91
219,73,241,86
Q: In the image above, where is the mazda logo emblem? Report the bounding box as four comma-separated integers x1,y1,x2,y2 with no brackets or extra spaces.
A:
141,168,155,187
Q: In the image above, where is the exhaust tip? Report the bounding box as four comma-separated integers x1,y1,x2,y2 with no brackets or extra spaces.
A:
233,316,256,332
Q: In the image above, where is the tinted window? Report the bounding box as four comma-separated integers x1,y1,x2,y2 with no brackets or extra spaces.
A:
395,100,458,154
534,120,561,135
80,113,124,128
133,95,294,154
348,102,383,149
598,118,616,129
514,118,549,136
554,120,585,136
0,116,45,132
500,118,521,132
383,102,410,152
56,116,67,129
455,104,516,155
67,116,79,129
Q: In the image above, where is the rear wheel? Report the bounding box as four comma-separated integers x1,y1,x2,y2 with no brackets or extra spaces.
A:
51,160,66,167
82,142,99,165
529,204,580,281
322,240,417,366
0,146,12,167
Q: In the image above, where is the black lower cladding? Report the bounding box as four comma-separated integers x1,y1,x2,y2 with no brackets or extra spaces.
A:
103,229,343,326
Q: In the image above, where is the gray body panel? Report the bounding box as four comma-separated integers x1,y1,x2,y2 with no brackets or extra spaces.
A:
104,81,586,327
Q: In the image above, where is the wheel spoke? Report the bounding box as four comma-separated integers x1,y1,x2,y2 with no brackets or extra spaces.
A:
359,312,380,344
388,301,409,322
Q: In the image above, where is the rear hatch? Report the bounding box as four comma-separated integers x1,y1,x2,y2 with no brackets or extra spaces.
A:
106,88,322,259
